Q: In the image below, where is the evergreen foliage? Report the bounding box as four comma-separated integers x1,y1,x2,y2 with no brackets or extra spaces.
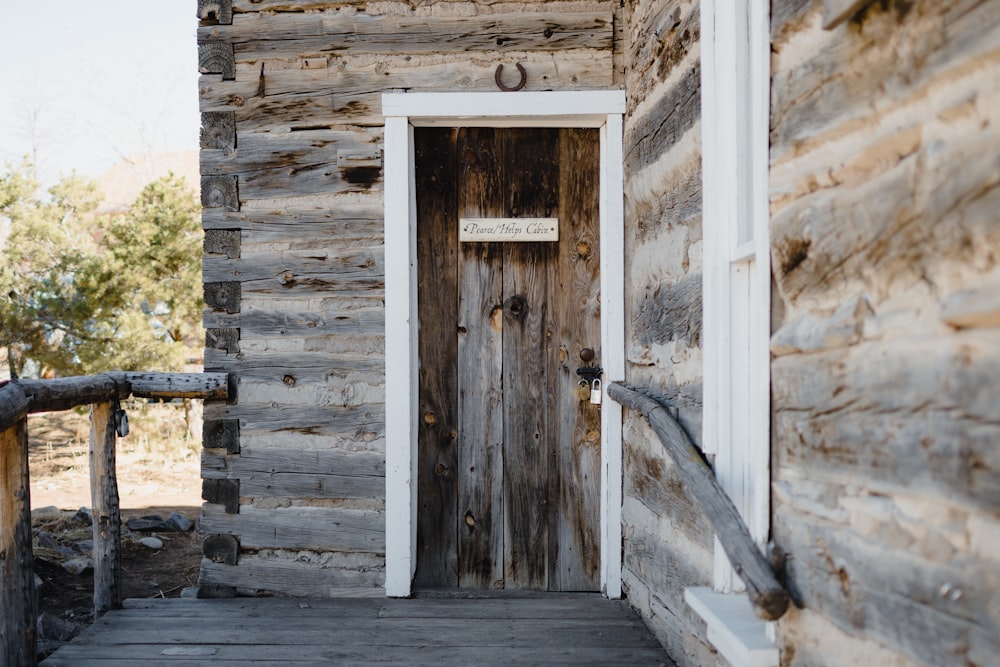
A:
0,163,203,378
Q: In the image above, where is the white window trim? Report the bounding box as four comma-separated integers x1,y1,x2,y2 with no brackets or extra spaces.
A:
694,0,776,664
382,91,627,599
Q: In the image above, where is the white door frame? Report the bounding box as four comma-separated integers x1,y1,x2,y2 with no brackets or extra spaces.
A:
382,91,626,598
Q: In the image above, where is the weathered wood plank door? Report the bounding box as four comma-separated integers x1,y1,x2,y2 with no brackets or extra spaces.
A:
415,127,601,591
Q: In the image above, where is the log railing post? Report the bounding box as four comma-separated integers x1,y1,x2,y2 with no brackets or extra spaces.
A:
606,382,790,621
90,400,122,617
1,397,37,666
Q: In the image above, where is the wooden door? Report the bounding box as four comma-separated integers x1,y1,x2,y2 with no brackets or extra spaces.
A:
414,127,601,591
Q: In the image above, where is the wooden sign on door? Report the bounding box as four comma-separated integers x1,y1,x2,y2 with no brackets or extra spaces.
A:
459,217,559,242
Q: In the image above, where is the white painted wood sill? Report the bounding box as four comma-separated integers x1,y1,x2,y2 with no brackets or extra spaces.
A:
684,587,778,667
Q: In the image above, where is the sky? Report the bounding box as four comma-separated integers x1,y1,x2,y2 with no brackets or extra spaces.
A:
0,2,200,187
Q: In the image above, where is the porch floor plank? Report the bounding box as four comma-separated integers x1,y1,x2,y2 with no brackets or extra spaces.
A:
41,594,672,666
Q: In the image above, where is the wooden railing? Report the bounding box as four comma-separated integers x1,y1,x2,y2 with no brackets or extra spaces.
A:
606,382,789,621
0,372,228,667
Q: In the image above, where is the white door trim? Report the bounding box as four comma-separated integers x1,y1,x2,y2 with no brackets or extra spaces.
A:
382,90,626,598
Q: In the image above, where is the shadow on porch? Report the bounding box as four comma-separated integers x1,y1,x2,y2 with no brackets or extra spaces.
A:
40,594,672,666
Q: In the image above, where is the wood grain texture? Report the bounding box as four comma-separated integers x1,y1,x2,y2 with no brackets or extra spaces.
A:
502,128,558,590
553,128,601,591
200,53,615,128
201,130,383,200
0,419,35,667
202,446,385,500
201,174,239,210
198,0,232,24
456,128,505,589
631,272,702,348
200,111,236,152
624,0,699,117
202,247,382,285
203,402,383,440
203,478,240,514
200,12,614,58
198,40,235,79
204,418,240,454
774,509,1000,666
204,305,384,338
772,330,1000,509
204,229,241,258
414,127,460,588
199,556,384,597
90,402,123,617
203,533,239,566
204,281,241,313
624,64,699,175
200,504,384,552
201,206,382,236
770,0,1000,162
414,128,601,592
40,596,666,666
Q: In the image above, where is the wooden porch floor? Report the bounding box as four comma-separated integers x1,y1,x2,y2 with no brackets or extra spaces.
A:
40,594,672,666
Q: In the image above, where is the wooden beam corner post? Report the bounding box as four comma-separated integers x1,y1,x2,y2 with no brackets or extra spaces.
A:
0,388,37,666
90,401,123,617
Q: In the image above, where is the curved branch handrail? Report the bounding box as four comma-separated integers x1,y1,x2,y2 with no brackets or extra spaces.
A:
606,381,789,621
0,371,229,666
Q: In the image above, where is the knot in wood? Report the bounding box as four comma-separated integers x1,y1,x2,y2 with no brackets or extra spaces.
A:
505,294,527,321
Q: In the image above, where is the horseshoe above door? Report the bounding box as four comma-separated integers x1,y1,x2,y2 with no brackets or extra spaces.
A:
494,63,527,92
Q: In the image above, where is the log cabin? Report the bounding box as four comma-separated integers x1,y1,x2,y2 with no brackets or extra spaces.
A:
195,0,1000,664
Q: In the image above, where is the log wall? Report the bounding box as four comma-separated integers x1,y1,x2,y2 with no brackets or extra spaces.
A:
196,0,622,597
619,0,718,663
769,1,1000,664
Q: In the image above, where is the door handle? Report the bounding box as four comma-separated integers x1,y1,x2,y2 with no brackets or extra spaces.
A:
575,348,602,383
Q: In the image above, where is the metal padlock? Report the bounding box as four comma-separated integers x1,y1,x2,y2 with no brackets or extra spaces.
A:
575,380,591,402
590,379,602,405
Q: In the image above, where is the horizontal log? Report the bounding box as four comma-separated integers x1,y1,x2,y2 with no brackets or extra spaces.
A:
201,12,613,58
124,372,230,401
199,556,384,597
774,509,1000,665
0,373,231,431
771,0,1000,162
204,350,383,384
17,375,126,415
201,207,382,236
772,330,1000,509
624,64,700,176
607,382,789,621
218,273,384,299
202,247,383,285
198,53,615,126
203,402,384,440
631,272,702,348
203,304,384,337
200,504,385,552
200,129,384,200
202,446,385,500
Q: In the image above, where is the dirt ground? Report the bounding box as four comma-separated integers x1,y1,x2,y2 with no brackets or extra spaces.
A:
27,405,204,653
